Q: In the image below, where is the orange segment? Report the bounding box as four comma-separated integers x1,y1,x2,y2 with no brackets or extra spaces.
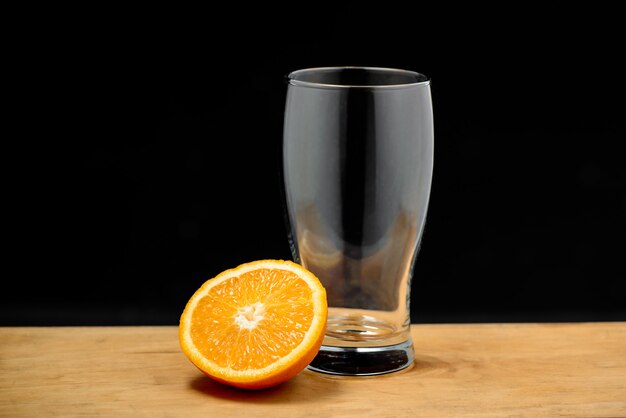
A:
179,260,327,389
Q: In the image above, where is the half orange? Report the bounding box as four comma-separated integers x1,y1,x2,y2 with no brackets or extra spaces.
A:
179,259,327,389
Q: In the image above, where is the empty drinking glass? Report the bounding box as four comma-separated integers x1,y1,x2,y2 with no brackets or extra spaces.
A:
282,67,434,376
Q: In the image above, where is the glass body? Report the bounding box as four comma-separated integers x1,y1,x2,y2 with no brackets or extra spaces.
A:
282,67,433,375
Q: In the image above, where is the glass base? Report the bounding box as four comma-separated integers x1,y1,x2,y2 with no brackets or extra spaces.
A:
306,339,414,376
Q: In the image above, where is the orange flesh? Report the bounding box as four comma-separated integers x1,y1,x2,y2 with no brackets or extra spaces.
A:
189,268,314,371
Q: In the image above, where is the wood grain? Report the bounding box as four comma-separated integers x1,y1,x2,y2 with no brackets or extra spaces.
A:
1,323,625,417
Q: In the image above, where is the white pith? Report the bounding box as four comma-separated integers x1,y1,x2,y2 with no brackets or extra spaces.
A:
234,302,266,330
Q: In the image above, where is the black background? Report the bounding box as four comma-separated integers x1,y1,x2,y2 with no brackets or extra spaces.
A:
4,7,625,325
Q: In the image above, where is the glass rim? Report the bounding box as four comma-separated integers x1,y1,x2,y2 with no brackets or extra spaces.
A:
287,66,430,89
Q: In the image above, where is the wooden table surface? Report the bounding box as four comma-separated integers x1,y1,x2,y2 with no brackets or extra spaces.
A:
1,323,625,417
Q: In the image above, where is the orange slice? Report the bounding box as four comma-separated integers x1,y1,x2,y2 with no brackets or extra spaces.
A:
179,259,327,389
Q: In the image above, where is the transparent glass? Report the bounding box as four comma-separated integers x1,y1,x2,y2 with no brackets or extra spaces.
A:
282,67,433,376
